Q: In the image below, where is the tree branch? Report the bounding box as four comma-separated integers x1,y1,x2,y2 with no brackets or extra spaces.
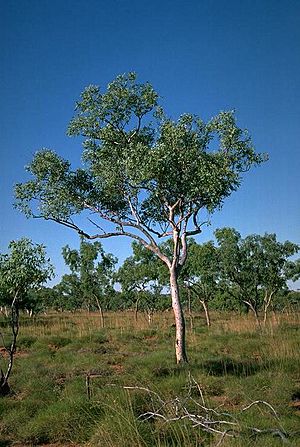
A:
35,213,172,268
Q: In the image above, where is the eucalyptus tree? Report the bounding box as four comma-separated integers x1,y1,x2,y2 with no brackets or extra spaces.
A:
215,228,263,322
215,228,299,325
0,239,53,395
15,73,266,363
26,287,60,314
255,234,299,324
282,258,300,284
61,239,117,326
53,274,83,311
116,241,163,323
185,241,220,327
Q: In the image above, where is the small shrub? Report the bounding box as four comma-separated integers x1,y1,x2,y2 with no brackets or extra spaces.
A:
47,335,72,348
17,335,37,349
152,366,171,378
15,398,102,443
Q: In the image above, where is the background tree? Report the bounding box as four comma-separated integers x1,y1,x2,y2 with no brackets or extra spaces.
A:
26,287,61,314
0,239,53,395
61,239,117,326
116,241,164,323
215,228,263,323
53,274,83,311
284,258,300,284
284,290,300,313
215,228,299,325
15,73,266,363
184,241,220,327
254,234,299,324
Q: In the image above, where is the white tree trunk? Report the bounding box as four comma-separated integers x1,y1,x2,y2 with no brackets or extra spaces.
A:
243,300,261,328
95,296,104,328
263,290,275,327
146,309,153,325
187,287,194,330
134,297,140,322
170,269,188,363
200,299,211,327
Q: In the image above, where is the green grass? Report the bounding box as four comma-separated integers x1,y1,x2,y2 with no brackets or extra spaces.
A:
0,311,299,446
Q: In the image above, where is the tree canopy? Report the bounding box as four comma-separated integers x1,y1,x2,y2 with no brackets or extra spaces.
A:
0,238,54,307
215,228,299,323
15,73,266,260
57,239,117,321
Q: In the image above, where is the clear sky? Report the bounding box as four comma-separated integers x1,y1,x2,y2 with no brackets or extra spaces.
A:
1,0,299,287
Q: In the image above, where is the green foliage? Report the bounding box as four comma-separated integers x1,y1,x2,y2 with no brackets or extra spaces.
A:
115,230,299,316
14,73,267,362
15,72,266,262
0,238,54,307
0,239,54,394
285,290,300,310
215,228,299,316
56,238,117,311
116,241,165,312
53,273,83,310
183,240,220,303
17,335,37,349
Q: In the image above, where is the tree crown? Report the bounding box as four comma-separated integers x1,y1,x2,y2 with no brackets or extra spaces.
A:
0,239,54,305
15,73,267,268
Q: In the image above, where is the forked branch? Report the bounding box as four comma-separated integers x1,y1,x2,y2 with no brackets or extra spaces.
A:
106,375,291,446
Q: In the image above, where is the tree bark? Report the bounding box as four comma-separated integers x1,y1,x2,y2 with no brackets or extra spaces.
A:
0,297,19,396
263,290,275,327
0,370,10,396
170,268,188,364
187,286,194,330
243,300,261,328
94,296,104,328
200,299,211,327
146,308,153,325
134,296,141,322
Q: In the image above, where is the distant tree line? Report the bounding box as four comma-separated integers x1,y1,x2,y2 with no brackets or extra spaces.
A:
2,229,298,329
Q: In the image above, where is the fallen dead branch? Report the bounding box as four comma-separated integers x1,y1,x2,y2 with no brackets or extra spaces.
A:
101,373,292,446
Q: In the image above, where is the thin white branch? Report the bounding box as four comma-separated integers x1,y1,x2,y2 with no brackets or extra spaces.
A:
241,400,281,422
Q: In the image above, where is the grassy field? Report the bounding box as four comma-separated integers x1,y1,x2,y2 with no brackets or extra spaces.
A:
0,310,299,446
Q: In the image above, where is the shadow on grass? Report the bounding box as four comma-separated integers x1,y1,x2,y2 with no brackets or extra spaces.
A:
200,358,262,377
149,358,263,379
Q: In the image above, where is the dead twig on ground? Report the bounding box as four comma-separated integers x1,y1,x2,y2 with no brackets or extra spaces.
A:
104,374,291,446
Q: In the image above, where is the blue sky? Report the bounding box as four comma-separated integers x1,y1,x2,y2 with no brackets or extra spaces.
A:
1,0,299,287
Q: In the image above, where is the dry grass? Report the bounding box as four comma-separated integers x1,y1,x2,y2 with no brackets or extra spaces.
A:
19,309,300,337
20,310,174,338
